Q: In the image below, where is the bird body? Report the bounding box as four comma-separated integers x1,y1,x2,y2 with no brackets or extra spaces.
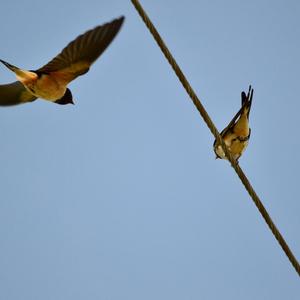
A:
214,86,253,161
0,16,124,106
8,64,67,101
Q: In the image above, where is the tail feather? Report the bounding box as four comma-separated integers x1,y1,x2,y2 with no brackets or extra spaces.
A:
241,85,253,118
0,59,20,72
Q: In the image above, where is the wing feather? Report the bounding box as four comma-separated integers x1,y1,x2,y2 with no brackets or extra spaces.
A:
0,81,37,106
220,86,254,137
36,16,124,81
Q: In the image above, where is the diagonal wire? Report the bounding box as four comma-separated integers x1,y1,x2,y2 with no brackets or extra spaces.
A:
131,0,300,277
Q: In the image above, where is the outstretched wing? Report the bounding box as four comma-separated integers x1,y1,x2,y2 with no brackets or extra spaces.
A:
36,16,125,83
0,81,37,106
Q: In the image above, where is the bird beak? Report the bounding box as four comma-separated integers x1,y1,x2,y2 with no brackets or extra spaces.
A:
0,59,20,73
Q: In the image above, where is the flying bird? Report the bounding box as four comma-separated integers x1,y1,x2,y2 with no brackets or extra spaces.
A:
0,16,124,106
213,86,254,161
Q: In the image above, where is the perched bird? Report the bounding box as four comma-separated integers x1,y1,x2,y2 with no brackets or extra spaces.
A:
0,16,124,106
213,86,254,161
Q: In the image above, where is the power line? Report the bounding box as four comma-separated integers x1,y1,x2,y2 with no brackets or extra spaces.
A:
131,0,300,277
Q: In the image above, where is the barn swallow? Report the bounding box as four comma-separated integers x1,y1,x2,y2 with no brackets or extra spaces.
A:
213,86,254,161
0,16,124,106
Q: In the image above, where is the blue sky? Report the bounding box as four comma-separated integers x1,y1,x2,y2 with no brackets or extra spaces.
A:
0,0,299,299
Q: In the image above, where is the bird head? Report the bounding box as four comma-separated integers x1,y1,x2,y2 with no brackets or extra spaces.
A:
55,88,74,105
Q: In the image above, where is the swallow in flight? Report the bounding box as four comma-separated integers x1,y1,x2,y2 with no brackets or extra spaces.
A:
0,16,124,106
213,86,254,161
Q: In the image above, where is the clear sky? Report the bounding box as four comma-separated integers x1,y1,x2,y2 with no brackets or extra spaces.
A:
0,0,299,299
